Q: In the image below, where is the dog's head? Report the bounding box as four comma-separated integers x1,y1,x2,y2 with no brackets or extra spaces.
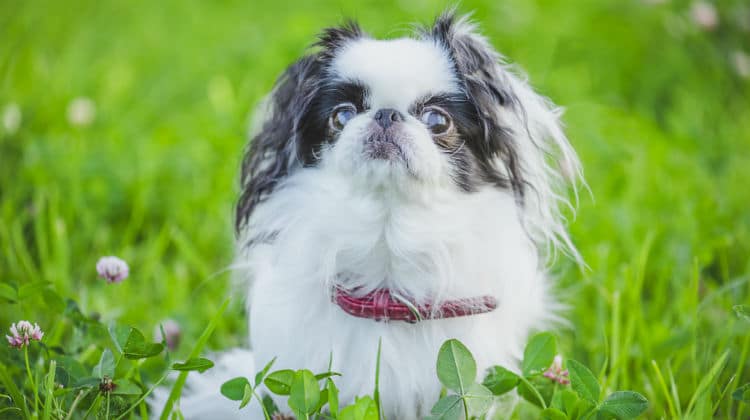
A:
237,10,583,261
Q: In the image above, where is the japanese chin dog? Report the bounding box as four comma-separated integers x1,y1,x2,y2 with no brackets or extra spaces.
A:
168,9,583,420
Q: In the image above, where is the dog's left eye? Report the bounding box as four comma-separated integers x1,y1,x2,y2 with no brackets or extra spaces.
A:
420,107,451,135
330,104,357,131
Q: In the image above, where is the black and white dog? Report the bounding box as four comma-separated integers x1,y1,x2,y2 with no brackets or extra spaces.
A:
175,10,582,419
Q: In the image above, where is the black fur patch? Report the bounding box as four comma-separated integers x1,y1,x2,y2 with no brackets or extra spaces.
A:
298,80,369,165
424,11,526,198
236,12,529,232
236,22,366,231
315,20,366,60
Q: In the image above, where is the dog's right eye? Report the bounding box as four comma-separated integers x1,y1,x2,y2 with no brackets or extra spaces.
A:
420,107,451,135
330,104,357,131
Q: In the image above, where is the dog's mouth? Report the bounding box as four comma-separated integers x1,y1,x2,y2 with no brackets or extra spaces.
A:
363,131,407,162
332,287,498,323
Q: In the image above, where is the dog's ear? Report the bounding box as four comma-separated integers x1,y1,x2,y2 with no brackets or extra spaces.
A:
428,10,515,107
425,10,525,195
236,21,368,233
425,10,584,263
236,55,322,232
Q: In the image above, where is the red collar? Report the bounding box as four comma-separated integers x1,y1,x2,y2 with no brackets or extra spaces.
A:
332,288,498,323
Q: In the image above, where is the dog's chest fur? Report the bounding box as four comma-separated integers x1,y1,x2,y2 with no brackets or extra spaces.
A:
240,167,553,418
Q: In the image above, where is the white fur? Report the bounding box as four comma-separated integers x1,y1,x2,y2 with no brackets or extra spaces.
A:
165,20,581,420
444,16,584,264
242,169,552,419
333,38,459,110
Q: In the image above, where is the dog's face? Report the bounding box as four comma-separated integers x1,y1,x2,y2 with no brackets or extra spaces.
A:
238,11,582,260
305,36,464,187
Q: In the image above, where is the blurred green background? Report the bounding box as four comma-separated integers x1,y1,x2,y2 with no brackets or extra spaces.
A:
1,0,749,417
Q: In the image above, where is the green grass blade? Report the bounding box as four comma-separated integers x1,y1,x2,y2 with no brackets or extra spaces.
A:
685,350,729,415
0,363,31,419
159,297,230,420
374,337,382,419
711,374,734,415
649,360,677,419
665,362,682,418
115,372,168,420
42,360,56,420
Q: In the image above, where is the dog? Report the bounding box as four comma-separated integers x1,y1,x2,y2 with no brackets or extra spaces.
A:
172,9,583,419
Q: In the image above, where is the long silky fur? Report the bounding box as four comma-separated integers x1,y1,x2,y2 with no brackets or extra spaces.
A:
423,10,584,264
165,10,584,420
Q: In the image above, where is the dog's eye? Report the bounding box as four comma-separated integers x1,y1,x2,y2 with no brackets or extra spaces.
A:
420,107,451,134
330,104,357,131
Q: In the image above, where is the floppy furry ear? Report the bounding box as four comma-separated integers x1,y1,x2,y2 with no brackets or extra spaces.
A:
425,11,526,197
236,21,367,233
425,10,584,263
236,55,322,232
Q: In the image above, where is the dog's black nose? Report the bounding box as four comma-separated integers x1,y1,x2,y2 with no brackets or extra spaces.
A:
373,108,404,129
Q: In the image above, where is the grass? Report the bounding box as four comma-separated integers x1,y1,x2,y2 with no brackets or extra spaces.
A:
1,0,749,418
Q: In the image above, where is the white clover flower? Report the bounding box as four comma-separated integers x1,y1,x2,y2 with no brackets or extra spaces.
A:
6,320,44,349
67,97,96,127
96,256,129,283
691,1,719,30
543,355,570,385
153,319,182,351
2,103,22,134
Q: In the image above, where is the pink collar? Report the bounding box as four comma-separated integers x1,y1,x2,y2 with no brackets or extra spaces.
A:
332,288,498,323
